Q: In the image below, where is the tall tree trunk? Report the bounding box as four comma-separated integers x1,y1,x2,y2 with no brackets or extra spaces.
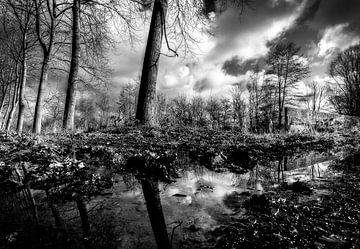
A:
63,0,80,131
141,179,170,249
33,55,50,134
1,88,12,130
136,0,168,126
6,67,20,132
17,47,28,133
0,86,8,118
283,156,288,171
278,81,282,129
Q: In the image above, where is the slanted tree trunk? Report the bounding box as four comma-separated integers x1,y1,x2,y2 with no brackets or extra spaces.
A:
19,163,39,225
6,66,20,132
136,0,168,126
0,85,9,118
1,88,12,129
63,0,80,131
17,46,28,133
33,0,56,134
16,32,28,133
33,55,50,134
141,179,170,249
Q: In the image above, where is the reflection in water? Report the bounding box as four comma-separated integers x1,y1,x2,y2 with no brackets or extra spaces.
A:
284,161,331,183
141,179,170,249
105,150,340,248
267,153,334,184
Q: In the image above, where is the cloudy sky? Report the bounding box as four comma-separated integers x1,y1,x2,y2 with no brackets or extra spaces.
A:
110,0,360,98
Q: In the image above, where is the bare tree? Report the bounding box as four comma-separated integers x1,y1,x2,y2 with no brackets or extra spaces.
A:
62,0,140,131
266,41,310,129
0,51,14,121
41,88,64,132
190,95,207,127
5,0,36,133
0,15,23,131
171,95,190,126
329,43,360,116
32,0,64,133
219,97,231,129
117,81,139,124
298,81,328,112
136,0,251,126
206,96,221,129
231,83,246,130
62,0,80,131
5,62,20,132
135,0,167,125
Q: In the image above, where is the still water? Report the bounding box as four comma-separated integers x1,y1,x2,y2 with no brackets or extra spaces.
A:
90,149,344,248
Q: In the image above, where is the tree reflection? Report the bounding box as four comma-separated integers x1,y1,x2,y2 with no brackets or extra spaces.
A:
141,178,171,249
277,156,288,183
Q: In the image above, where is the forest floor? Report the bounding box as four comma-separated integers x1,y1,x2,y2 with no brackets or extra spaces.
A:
0,128,360,248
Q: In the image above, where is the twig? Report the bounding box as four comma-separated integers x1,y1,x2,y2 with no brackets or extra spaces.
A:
170,221,182,249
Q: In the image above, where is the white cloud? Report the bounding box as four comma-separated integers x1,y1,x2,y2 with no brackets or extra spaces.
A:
157,59,255,98
205,1,307,64
317,23,360,58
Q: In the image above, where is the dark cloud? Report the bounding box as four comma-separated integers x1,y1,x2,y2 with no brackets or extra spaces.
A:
202,0,216,16
270,0,322,49
222,56,260,76
193,78,212,92
312,0,360,28
222,56,242,76
294,0,321,26
278,0,360,56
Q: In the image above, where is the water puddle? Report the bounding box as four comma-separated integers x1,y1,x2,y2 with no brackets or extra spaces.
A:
88,149,344,248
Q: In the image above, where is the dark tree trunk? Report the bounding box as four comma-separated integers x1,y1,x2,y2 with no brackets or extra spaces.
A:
136,0,168,126
277,160,283,183
284,107,288,131
63,0,80,131
20,164,39,225
25,187,39,225
141,179,170,249
33,55,50,134
46,190,66,232
0,86,8,116
283,156,288,171
74,194,90,237
17,48,27,133
278,81,282,130
74,194,91,249
1,88,12,129
0,95,7,126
